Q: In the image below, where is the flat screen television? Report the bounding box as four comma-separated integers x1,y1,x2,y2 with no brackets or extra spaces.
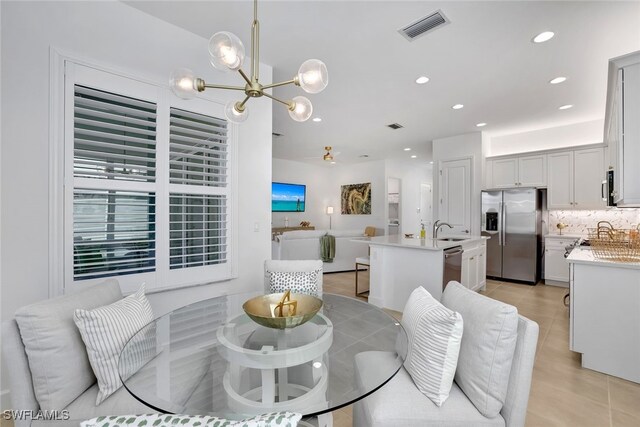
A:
272,182,306,212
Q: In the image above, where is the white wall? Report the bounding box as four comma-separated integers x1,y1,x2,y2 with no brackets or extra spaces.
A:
0,1,272,407
433,132,486,236
488,119,604,157
271,158,331,229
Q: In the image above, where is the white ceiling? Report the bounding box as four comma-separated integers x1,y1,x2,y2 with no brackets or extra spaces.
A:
125,1,640,165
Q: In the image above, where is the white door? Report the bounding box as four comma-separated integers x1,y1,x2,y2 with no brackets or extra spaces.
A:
439,158,471,234
574,148,606,209
545,247,570,282
519,154,547,187
491,158,518,188
548,151,574,209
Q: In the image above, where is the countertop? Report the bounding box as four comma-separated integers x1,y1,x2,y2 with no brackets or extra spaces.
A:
566,247,640,270
545,233,584,240
351,235,488,251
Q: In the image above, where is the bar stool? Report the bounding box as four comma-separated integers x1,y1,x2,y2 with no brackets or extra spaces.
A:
355,226,376,297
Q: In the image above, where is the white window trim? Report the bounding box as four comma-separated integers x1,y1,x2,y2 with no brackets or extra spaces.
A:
49,48,239,297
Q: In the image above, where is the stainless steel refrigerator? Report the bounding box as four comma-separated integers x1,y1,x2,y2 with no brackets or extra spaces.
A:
481,188,542,284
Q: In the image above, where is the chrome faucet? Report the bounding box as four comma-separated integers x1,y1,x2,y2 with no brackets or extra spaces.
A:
433,220,453,239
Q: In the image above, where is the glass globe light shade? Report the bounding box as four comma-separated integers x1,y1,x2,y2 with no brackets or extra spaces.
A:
297,59,328,94
288,96,313,122
170,68,198,99
209,32,245,72
224,101,249,124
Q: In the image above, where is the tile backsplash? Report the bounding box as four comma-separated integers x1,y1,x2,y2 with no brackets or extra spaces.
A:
548,209,640,235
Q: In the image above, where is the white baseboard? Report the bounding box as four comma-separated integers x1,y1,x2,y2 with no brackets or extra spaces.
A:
1,389,10,410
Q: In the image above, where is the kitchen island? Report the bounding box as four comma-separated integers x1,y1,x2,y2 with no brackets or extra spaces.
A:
567,248,640,383
353,235,488,312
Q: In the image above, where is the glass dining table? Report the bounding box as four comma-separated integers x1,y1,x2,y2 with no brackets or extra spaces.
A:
118,292,407,422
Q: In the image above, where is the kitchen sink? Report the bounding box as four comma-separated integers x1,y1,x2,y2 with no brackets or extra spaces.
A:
437,237,467,242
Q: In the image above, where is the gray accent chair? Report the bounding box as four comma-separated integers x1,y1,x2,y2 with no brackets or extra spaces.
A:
353,287,539,427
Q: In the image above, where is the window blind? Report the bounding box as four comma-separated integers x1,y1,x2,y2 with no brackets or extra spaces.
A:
73,190,156,280
74,85,157,182
169,194,227,270
169,108,228,187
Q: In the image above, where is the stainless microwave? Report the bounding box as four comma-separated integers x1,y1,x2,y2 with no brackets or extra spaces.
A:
603,170,616,207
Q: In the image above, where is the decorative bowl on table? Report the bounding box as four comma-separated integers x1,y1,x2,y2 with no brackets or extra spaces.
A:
404,233,414,238
242,291,323,329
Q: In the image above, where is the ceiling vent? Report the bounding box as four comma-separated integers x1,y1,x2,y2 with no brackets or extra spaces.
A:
398,10,449,41
272,132,283,138
387,123,404,130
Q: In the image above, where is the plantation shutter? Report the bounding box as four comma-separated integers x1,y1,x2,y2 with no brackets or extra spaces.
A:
72,85,157,280
168,108,229,271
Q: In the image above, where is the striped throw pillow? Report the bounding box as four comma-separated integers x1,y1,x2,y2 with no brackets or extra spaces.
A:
74,283,154,405
402,286,463,407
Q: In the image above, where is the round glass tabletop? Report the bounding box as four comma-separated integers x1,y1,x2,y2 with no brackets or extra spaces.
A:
119,293,407,420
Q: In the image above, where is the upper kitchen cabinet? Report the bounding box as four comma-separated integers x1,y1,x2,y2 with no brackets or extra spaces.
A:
604,51,640,206
547,147,606,210
486,154,547,189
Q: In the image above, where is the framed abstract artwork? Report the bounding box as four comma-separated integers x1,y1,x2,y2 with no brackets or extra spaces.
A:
341,183,371,215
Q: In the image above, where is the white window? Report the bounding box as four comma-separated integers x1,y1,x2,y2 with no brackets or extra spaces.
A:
62,63,236,294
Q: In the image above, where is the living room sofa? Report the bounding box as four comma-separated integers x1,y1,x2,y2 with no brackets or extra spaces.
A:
271,229,370,273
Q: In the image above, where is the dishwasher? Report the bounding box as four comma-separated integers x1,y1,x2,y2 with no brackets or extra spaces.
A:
443,246,464,290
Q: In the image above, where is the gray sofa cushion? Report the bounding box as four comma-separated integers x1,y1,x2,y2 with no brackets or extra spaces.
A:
441,282,519,418
15,280,122,411
354,351,505,427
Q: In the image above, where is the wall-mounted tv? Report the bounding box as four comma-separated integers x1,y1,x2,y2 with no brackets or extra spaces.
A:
272,182,306,212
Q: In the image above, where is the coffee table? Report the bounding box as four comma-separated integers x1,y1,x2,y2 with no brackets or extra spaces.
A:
119,293,407,422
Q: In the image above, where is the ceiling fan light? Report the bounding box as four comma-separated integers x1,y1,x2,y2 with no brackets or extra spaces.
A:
208,31,245,72
170,68,199,99
224,100,249,123
297,59,328,94
288,96,313,122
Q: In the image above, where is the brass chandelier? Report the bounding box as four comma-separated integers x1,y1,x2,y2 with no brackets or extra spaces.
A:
170,0,328,124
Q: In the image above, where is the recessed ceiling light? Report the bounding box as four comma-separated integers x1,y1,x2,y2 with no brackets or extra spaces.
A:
312,117,322,122
330,161,336,164
429,161,434,164
411,155,417,159
559,104,573,110
452,104,464,110
476,122,487,127
549,76,567,84
404,148,411,151
532,31,554,43
415,76,430,84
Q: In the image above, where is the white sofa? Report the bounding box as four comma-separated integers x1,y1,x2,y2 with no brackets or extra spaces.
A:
271,229,370,273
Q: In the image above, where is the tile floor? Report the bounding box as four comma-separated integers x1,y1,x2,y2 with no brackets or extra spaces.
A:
322,271,640,427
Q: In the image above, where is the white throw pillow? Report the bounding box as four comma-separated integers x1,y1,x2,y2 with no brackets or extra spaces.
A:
441,281,519,418
80,412,303,427
269,270,320,296
74,283,154,405
401,286,463,406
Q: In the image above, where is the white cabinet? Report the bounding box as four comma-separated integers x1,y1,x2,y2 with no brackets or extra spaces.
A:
604,52,640,206
439,158,471,234
486,155,546,189
573,148,606,209
544,236,573,286
548,152,574,209
461,241,486,292
491,158,518,188
548,148,605,210
519,155,547,187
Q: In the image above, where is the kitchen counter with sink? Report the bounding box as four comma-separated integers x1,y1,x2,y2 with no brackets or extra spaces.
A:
353,235,489,311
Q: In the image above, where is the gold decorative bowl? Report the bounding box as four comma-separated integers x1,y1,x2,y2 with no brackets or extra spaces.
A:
243,292,323,329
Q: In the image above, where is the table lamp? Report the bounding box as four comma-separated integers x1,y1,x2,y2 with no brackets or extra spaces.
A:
326,206,334,229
